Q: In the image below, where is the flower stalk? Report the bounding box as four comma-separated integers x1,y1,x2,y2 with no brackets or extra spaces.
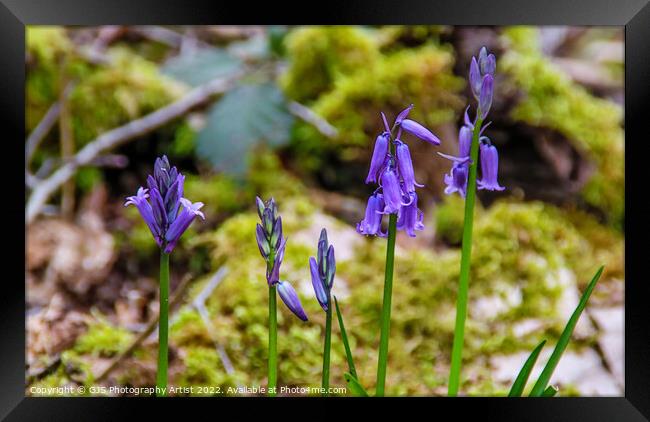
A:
444,46,503,396
447,115,482,396
124,156,205,397
156,250,169,397
375,212,397,397
268,282,278,397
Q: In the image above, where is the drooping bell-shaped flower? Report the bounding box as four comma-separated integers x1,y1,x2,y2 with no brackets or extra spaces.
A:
400,119,441,146
444,163,469,198
366,132,390,184
380,165,403,214
397,192,424,237
277,280,308,322
357,193,386,237
479,74,494,119
395,140,423,193
477,141,505,192
125,156,203,253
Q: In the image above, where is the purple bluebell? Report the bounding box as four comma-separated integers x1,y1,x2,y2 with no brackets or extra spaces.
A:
379,165,403,214
164,198,205,254
479,74,494,119
366,132,389,184
469,56,482,99
125,156,204,253
310,228,336,311
395,140,423,193
255,197,307,321
356,193,386,237
397,192,424,237
442,47,503,198
477,141,505,192
478,47,496,76
400,119,441,146
277,281,308,322
358,105,441,237
444,162,469,198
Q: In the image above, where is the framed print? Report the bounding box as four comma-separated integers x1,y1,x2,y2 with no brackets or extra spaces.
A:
3,0,649,420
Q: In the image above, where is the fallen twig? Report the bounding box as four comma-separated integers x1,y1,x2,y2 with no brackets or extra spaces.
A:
26,71,243,224
288,101,338,139
190,267,238,379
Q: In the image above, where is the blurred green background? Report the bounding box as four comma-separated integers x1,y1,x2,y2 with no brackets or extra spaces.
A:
25,25,624,396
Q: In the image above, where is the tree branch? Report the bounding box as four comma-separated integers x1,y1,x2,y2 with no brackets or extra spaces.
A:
25,72,243,224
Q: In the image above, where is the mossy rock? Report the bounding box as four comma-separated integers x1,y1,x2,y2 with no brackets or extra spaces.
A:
68,47,186,147
500,27,624,228
281,26,380,103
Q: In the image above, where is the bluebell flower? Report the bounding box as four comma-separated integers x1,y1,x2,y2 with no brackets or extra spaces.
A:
358,106,441,238
395,140,423,193
477,141,505,191
379,165,403,214
356,192,387,237
277,281,308,322
255,197,308,321
366,132,390,184
125,156,204,253
444,162,469,198
479,74,494,119
397,192,424,237
400,119,441,145
310,228,336,311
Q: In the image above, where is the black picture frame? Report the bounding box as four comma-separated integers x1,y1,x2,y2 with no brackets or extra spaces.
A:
4,0,649,420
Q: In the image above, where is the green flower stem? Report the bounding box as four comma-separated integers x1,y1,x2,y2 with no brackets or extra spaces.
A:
448,116,483,397
156,250,170,397
322,294,332,396
268,282,278,397
376,213,397,397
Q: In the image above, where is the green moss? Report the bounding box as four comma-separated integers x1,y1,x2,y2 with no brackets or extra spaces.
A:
26,26,73,131
313,44,464,146
435,194,483,245
68,47,186,146
74,319,134,358
289,43,464,174
500,27,624,228
281,26,380,102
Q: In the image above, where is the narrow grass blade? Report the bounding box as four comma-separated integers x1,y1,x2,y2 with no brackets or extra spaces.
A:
344,372,369,397
508,339,547,397
334,296,358,378
529,266,604,396
542,385,558,397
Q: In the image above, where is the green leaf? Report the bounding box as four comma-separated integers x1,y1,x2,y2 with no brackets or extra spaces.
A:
334,296,357,378
161,48,242,87
529,266,605,396
344,372,369,397
542,385,558,397
195,83,294,175
508,339,547,397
